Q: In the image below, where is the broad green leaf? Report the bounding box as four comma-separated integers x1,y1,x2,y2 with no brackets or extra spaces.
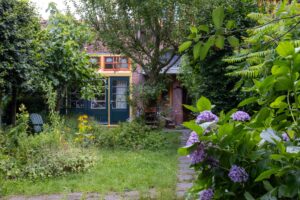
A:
270,154,286,161
200,36,215,60
276,41,294,57
215,35,225,49
196,96,212,111
244,192,255,200
218,123,234,136
198,25,209,33
238,97,258,107
193,42,202,60
190,26,197,33
271,65,290,76
270,95,287,108
212,7,225,29
183,104,198,112
226,20,236,29
274,76,293,91
179,41,192,53
227,36,239,48
178,144,195,156
263,181,274,191
255,169,278,182
182,121,204,135
293,53,300,72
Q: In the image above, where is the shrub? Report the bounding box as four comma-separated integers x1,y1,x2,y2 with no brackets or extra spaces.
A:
179,97,300,199
92,120,169,150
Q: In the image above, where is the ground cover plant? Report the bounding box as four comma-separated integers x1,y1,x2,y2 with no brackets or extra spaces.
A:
179,1,300,199
2,132,180,198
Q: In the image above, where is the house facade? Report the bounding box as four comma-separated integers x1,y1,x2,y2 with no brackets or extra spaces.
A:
65,43,184,126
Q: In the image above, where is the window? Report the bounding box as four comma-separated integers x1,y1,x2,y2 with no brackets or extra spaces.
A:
111,80,128,109
91,93,106,109
69,90,85,108
91,80,107,109
104,56,129,69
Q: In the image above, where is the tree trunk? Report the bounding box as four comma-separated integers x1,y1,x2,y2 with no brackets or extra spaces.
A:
10,86,17,125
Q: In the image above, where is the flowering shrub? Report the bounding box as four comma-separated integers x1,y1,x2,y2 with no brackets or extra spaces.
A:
179,96,300,200
74,115,95,146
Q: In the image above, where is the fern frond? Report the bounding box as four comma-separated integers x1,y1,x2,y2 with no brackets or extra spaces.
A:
247,49,275,58
223,56,247,64
226,63,266,78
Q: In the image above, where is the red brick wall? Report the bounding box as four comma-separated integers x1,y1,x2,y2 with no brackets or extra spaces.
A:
172,79,183,125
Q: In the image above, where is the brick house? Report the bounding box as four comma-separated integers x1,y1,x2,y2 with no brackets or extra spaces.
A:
65,42,185,126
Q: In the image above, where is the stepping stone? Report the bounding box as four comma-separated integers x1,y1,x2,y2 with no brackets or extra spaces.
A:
177,174,194,182
176,190,186,199
176,182,193,191
86,193,101,200
178,157,190,164
8,197,26,200
123,191,139,200
179,163,191,170
67,193,82,200
179,168,195,175
104,193,122,200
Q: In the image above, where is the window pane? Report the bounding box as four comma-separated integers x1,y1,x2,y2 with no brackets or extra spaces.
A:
111,80,128,109
105,57,113,63
105,64,113,69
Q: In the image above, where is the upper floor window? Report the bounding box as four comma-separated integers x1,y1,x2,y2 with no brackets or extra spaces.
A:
104,56,129,70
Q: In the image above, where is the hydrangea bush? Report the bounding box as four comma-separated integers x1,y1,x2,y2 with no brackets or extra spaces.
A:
179,96,300,200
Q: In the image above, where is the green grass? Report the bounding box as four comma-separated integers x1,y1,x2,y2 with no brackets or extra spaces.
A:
2,132,180,199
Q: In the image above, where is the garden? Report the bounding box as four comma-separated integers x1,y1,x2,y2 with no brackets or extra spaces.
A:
1,0,300,200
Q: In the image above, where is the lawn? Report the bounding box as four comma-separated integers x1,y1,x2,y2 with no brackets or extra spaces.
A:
2,132,180,199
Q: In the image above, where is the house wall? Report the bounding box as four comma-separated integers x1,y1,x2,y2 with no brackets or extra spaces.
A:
171,79,183,125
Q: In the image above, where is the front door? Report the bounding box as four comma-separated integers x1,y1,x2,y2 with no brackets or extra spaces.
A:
110,77,130,124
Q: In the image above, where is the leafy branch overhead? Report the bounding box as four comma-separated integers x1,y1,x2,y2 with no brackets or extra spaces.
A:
179,7,239,60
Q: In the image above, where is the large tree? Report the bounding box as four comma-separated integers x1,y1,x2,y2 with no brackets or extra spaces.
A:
36,3,103,110
0,0,40,124
74,0,203,103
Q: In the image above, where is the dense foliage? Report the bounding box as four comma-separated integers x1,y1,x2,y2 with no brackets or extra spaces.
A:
178,0,257,111
0,0,40,124
179,1,300,200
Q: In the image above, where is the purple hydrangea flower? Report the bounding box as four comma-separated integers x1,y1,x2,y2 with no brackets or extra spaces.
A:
199,188,214,200
228,165,249,183
282,133,290,141
231,111,251,121
191,143,206,164
186,131,199,146
196,111,219,124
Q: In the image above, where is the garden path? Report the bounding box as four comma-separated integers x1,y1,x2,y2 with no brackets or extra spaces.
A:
176,130,196,199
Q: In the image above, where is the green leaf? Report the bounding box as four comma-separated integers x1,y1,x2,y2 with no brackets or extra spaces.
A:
178,145,193,156
215,35,225,49
196,96,211,111
255,169,278,182
276,41,294,57
293,53,300,72
270,95,288,108
198,25,209,33
193,42,202,60
182,121,204,135
274,76,293,91
200,36,215,60
271,64,290,76
227,36,239,48
238,97,258,107
179,41,192,53
183,104,198,112
212,7,225,29
226,20,236,29
190,26,197,33
263,181,274,191
244,192,255,200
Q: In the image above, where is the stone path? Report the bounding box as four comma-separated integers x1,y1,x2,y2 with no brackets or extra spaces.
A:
176,130,195,200
6,189,156,200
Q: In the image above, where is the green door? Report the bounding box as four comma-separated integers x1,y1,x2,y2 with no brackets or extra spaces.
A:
110,77,130,124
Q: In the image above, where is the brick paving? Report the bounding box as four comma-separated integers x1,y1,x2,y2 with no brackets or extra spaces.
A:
176,130,196,199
